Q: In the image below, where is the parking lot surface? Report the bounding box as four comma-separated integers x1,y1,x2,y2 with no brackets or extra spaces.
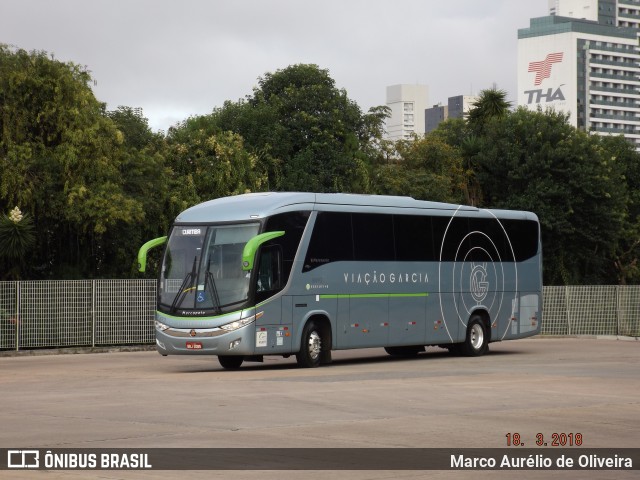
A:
0,337,638,479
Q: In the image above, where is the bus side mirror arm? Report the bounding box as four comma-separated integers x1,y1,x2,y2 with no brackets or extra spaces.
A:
242,231,285,271
137,236,168,272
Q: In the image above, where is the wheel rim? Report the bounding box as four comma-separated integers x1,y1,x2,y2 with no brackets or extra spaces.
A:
307,331,321,360
470,323,484,350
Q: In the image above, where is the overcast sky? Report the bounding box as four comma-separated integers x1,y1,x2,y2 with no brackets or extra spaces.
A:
1,0,547,132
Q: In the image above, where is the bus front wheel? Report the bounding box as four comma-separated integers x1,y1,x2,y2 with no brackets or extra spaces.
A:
218,355,244,370
461,316,489,357
296,321,322,368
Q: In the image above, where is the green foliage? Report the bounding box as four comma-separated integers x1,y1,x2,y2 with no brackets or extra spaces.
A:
0,207,35,279
165,119,267,202
0,46,156,277
107,106,163,151
466,87,512,135
372,135,467,204
473,107,630,284
600,135,640,284
209,64,376,193
1,45,639,285
430,118,483,205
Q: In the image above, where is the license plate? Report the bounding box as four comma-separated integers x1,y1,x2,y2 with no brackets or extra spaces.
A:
186,342,203,350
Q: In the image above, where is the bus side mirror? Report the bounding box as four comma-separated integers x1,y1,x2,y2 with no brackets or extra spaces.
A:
137,236,167,272
242,231,285,271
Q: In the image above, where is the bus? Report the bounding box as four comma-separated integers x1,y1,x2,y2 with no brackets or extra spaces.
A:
138,192,542,369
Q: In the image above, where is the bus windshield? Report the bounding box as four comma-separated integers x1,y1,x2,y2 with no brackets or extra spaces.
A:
159,223,260,315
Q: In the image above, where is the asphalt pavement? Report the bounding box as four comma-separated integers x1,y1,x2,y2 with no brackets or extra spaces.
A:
0,337,638,479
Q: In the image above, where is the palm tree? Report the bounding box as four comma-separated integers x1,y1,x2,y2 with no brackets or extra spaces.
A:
467,88,512,135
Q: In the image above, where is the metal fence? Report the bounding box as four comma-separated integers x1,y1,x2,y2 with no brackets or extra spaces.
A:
0,280,156,351
0,281,638,351
542,285,640,336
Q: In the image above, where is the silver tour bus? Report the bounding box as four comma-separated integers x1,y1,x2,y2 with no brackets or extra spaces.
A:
138,192,542,369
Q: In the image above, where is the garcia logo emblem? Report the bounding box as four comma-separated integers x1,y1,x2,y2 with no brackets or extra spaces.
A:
470,263,489,304
437,209,519,343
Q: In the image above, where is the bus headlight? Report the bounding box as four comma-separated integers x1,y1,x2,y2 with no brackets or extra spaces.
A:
219,315,255,332
155,320,170,332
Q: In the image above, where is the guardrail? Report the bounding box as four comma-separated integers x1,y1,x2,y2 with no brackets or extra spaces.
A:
0,281,638,351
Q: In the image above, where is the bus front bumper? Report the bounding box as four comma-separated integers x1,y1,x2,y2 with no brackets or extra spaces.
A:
155,323,255,356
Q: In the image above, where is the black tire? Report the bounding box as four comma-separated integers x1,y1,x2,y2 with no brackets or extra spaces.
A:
296,320,322,368
218,355,244,370
460,315,489,357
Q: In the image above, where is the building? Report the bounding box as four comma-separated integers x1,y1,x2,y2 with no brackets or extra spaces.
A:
518,0,640,147
548,0,599,20
425,95,478,133
448,95,479,121
384,84,428,141
425,103,448,133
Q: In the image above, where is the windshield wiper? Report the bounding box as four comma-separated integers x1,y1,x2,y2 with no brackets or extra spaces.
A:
204,259,222,314
169,256,197,314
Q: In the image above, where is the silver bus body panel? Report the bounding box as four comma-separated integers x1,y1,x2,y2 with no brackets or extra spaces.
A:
156,193,542,357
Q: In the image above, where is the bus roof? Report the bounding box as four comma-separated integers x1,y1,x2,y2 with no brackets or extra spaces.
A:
174,192,537,223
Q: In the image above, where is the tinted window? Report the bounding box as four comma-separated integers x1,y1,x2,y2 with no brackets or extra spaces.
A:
303,212,353,271
467,217,508,262
264,211,310,283
501,219,540,261
353,213,395,261
433,216,470,261
255,245,283,303
464,217,539,262
303,211,539,271
394,215,434,261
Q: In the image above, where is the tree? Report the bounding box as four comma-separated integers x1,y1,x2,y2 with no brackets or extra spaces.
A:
430,118,483,205
165,117,267,203
106,106,163,151
210,64,380,193
358,105,395,168
600,135,640,284
473,107,627,285
0,46,147,277
466,87,512,135
372,135,468,204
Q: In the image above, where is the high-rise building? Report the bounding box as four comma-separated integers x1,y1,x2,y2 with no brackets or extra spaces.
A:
518,0,640,147
384,84,428,141
425,103,448,133
425,95,479,133
448,95,479,120
548,0,599,21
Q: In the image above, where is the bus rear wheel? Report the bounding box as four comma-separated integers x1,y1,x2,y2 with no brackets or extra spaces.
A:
460,316,489,357
296,320,322,368
218,355,244,370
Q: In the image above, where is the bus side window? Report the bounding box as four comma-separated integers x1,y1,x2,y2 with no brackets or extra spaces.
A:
256,245,283,302
303,211,353,272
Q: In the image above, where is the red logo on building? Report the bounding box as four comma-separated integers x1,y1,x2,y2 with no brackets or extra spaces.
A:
528,52,564,86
